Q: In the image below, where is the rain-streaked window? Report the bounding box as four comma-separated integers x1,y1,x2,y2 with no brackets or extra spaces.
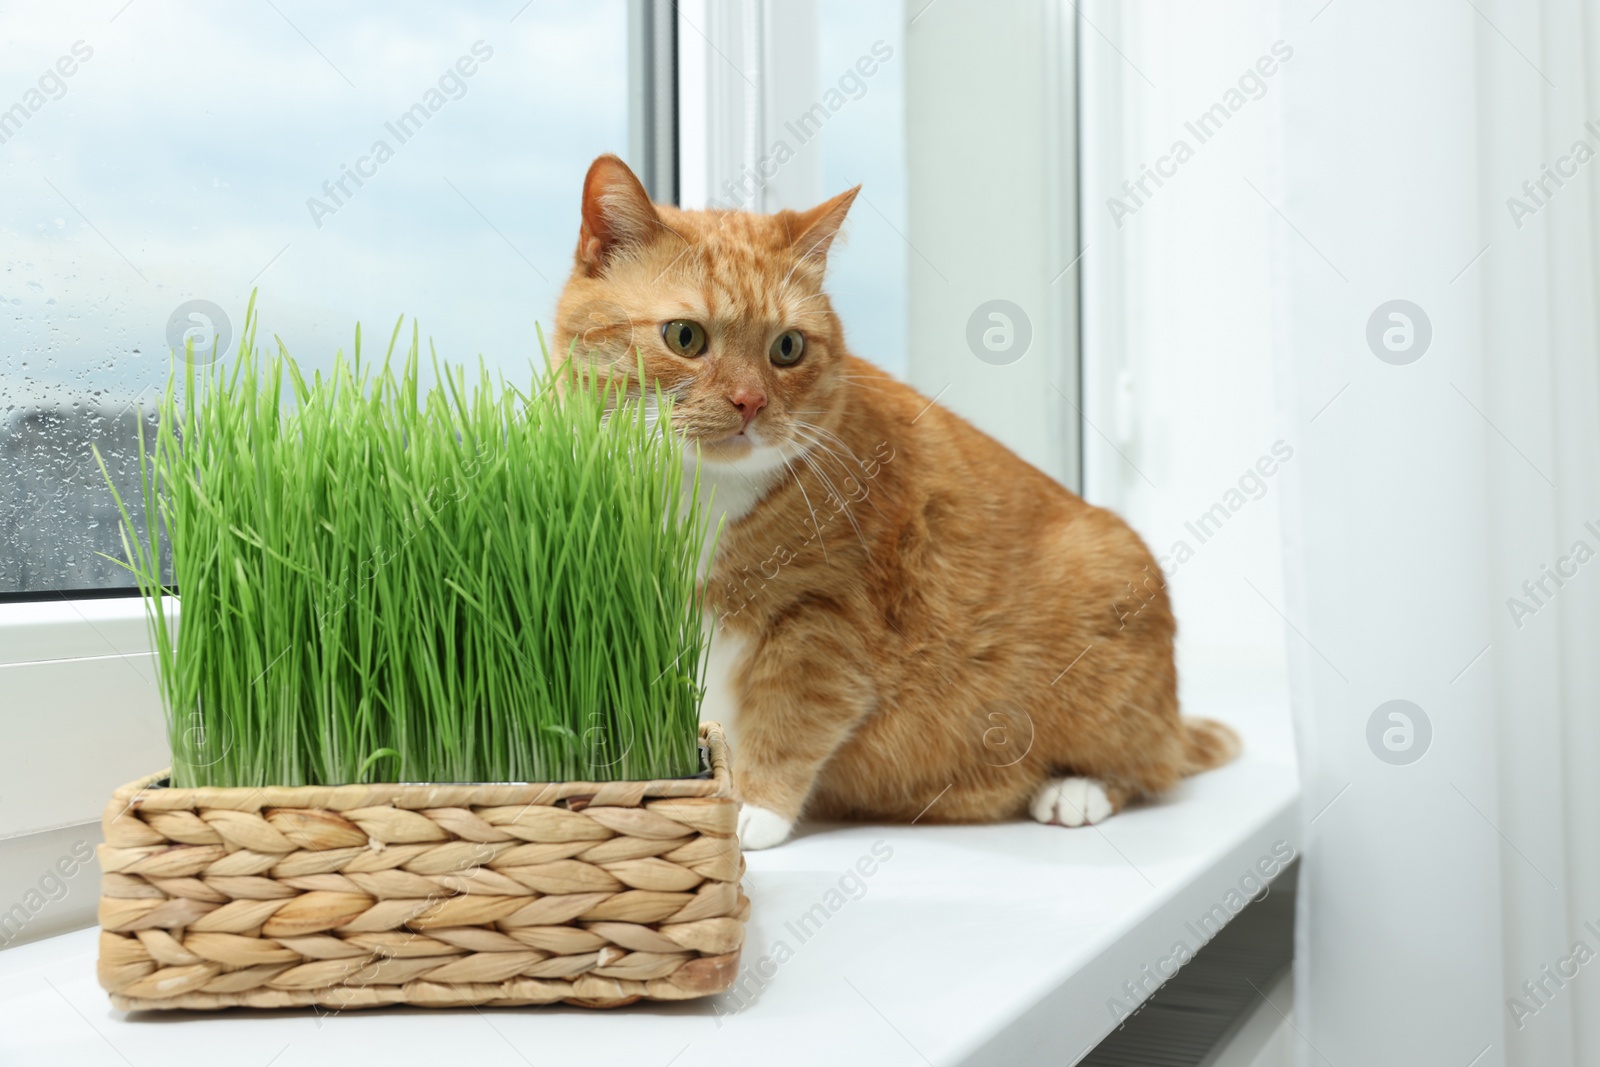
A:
1,1,627,595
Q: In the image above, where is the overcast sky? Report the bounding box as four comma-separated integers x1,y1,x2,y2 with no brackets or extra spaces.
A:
0,0,906,411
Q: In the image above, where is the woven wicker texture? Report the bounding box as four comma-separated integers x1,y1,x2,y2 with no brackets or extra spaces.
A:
97,723,745,1010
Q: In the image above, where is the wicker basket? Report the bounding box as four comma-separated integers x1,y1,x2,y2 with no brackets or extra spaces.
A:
96,722,745,1011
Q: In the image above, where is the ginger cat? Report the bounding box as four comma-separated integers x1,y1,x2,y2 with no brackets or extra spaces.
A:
554,155,1240,849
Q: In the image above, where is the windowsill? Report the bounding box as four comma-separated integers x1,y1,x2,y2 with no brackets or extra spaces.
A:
0,664,1298,1066
0,594,155,666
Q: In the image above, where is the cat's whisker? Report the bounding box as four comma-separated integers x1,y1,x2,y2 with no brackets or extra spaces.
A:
787,425,875,537
800,445,881,528
789,433,860,487
794,446,868,550
791,421,871,479
778,453,830,565
791,418,860,455
830,384,905,399
797,449,887,524
834,375,906,390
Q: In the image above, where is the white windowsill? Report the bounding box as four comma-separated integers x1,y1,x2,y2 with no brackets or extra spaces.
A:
0,597,172,855
0,594,157,665
0,662,1298,1067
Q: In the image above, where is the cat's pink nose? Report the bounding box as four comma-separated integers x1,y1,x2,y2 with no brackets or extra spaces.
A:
729,387,767,429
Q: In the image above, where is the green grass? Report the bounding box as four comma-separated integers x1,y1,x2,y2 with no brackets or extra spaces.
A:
100,295,713,788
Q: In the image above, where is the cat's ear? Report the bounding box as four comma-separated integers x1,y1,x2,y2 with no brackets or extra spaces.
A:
786,185,860,261
578,154,661,275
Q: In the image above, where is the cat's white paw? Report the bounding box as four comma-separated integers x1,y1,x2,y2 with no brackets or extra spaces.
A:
737,804,794,850
1030,777,1114,828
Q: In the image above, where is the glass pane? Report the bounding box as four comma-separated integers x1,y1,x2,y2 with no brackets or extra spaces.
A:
819,0,907,378
0,1,628,597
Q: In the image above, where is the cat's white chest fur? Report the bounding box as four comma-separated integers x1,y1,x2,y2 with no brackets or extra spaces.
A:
685,451,785,579
688,446,787,750
699,623,749,755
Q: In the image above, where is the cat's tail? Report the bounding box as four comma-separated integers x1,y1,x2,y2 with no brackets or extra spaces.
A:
1180,717,1242,776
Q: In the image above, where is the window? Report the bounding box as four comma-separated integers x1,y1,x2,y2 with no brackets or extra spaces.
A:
2,0,652,946
1,1,630,597
818,0,908,378
1,0,1092,949
677,0,1077,485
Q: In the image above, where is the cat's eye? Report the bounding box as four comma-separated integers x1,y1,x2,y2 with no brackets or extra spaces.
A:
661,320,708,358
770,329,805,367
